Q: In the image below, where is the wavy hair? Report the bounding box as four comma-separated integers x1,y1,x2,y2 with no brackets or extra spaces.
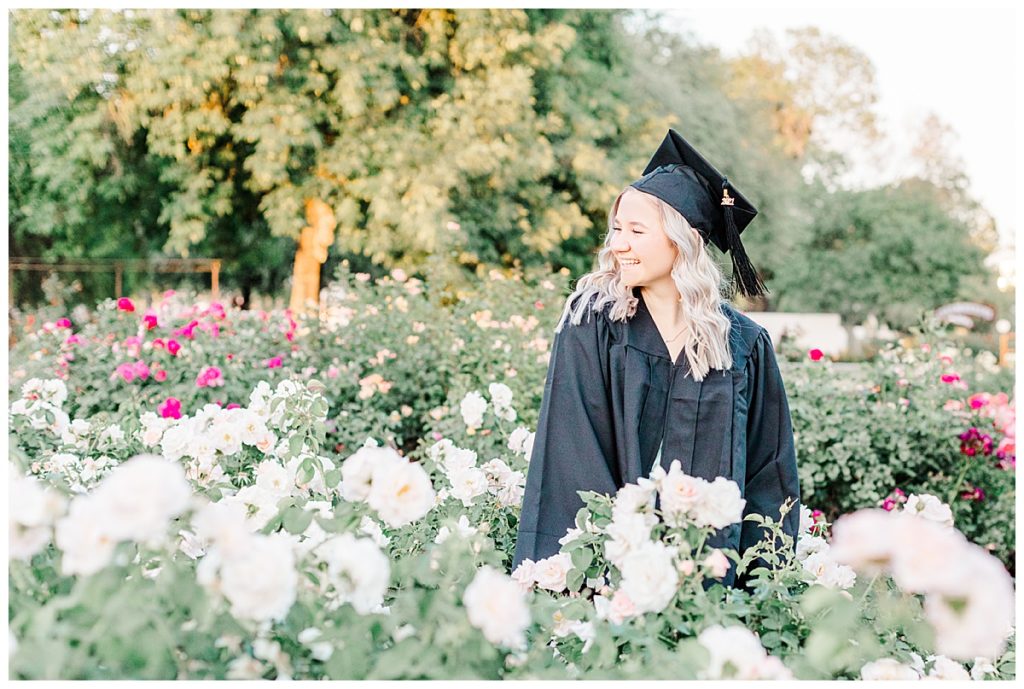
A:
555,188,733,380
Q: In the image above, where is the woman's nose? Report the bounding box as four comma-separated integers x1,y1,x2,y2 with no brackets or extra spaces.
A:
610,231,628,252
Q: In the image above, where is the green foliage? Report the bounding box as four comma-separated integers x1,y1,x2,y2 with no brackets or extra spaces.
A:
773,182,991,328
785,324,1015,569
8,8,668,306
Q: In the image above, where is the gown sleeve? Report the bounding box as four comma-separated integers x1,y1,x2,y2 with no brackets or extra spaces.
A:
512,299,619,570
738,329,802,583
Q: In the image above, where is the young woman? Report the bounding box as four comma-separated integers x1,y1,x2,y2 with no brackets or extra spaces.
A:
513,129,801,588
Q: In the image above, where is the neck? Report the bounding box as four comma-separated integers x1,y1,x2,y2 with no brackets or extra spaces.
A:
640,284,683,327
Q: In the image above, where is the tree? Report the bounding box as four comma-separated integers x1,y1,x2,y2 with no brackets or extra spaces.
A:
619,13,813,308
9,8,664,304
772,182,990,329
727,26,882,188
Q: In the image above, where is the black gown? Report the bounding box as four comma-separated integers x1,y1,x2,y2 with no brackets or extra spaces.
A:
512,288,801,588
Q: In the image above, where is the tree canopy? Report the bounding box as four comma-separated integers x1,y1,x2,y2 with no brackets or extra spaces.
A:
8,8,1004,323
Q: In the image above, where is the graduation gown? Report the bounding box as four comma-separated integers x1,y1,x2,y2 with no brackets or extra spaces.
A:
512,288,801,588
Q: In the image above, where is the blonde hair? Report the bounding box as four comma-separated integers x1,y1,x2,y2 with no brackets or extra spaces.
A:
555,188,733,380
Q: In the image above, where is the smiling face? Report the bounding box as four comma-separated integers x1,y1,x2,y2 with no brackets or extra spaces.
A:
610,189,679,290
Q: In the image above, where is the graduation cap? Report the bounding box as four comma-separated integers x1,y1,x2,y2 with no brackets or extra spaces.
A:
629,129,768,298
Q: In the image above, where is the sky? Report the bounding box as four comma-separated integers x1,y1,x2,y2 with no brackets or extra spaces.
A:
662,4,1018,279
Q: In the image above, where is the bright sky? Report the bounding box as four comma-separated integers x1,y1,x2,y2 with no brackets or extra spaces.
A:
662,4,1018,269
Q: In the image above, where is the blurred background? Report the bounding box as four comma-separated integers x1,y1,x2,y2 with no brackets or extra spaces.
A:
6,7,1017,360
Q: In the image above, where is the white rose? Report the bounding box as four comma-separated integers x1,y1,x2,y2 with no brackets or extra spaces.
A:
447,466,488,507
888,515,969,593
366,458,435,528
923,545,1015,661
927,655,970,680
510,559,536,592
799,504,814,534
902,494,954,529
829,509,896,574
698,625,793,679
801,551,857,590
860,658,920,680
442,446,478,476
315,533,390,615
619,541,679,614
218,532,298,622
507,426,532,454
604,511,655,568
93,454,191,546
612,483,657,520
340,446,402,503
255,460,295,496
533,552,573,592
54,494,118,576
193,500,256,557
227,485,282,532
459,391,487,429
522,432,535,463
211,420,244,456
487,382,514,410
970,657,998,680
493,473,525,508
693,476,746,529
463,566,530,649
42,379,68,406
434,515,477,544
655,461,703,525
160,423,193,462
795,533,829,562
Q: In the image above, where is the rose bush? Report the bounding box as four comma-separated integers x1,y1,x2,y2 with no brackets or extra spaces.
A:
8,271,1015,679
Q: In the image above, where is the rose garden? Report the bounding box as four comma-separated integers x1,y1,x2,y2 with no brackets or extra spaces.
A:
7,266,1016,680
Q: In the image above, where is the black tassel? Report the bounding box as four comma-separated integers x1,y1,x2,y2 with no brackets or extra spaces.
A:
722,191,769,298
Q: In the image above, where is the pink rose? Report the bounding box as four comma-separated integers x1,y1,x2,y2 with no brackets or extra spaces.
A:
143,311,159,330
808,348,824,361
196,366,224,388
327,365,340,378
115,363,135,383
117,297,135,312
226,402,241,410
608,589,638,625
968,392,991,409
65,334,82,346
55,318,72,329
154,369,167,382
158,397,182,419
132,360,150,380
167,339,181,356
703,549,730,578
940,373,960,384
267,356,283,369
175,320,199,340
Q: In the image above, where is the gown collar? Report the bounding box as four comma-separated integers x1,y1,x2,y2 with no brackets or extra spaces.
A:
628,286,744,371
629,287,687,368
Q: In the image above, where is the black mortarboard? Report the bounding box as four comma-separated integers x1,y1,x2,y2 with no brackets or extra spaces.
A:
629,129,768,298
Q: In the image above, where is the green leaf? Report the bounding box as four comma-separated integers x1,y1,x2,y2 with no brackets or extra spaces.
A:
283,507,314,534
570,547,593,571
565,568,585,592
323,468,342,488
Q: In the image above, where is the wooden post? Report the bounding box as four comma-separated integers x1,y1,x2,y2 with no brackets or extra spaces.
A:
999,332,1015,366
114,263,123,297
211,260,221,299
